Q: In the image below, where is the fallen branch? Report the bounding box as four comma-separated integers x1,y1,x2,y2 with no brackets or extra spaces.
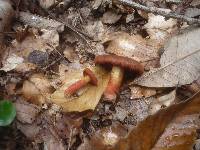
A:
114,0,200,24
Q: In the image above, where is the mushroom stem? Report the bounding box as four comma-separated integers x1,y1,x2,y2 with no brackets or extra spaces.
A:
104,66,124,101
65,76,91,97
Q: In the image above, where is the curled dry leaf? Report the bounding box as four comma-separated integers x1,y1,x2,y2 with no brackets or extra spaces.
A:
135,27,200,87
107,92,200,150
50,66,110,112
22,73,54,105
103,32,159,62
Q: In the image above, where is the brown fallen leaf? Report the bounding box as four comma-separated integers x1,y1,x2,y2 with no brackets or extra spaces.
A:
148,90,176,115
1,29,59,72
0,0,14,44
15,63,37,73
63,46,79,63
102,10,122,24
22,73,54,105
19,12,64,33
38,0,55,9
135,27,200,87
5,29,58,58
15,99,41,124
50,66,110,112
107,91,200,150
145,13,177,45
103,32,159,62
153,114,200,150
17,122,41,139
0,54,24,72
43,134,66,150
84,20,105,41
78,123,127,150
130,86,156,99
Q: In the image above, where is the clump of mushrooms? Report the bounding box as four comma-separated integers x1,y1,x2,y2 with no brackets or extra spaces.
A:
95,55,144,101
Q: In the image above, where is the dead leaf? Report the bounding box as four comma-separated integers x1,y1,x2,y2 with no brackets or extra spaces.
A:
0,0,14,44
191,0,200,6
84,21,105,41
19,12,64,33
63,46,79,62
92,0,111,10
50,66,110,112
15,100,41,124
15,63,37,73
145,13,177,45
185,8,200,17
130,86,156,99
22,73,54,105
153,114,200,150
0,54,24,72
17,122,41,139
126,13,135,23
148,90,176,115
43,135,66,150
135,27,200,87
78,123,127,150
108,91,200,150
102,10,122,24
92,0,103,10
103,32,159,62
38,0,55,9
14,29,58,54
4,29,59,62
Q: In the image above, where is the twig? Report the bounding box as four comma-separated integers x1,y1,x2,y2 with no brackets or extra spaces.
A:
114,0,200,24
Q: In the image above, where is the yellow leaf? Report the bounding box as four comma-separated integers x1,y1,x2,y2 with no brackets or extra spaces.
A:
50,66,110,112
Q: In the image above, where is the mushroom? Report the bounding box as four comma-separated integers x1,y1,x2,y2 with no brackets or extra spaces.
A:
94,55,144,101
64,68,98,97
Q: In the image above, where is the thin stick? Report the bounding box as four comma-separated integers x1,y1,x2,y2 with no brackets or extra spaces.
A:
114,0,200,24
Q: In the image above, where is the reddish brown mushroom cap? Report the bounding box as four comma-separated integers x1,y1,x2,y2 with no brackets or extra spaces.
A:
83,68,98,86
94,55,144,75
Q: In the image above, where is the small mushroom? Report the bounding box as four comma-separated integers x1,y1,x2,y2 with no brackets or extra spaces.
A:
64,68,98,97
94,55,144,101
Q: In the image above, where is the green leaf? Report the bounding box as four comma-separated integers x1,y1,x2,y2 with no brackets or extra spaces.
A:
0,100,16,126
